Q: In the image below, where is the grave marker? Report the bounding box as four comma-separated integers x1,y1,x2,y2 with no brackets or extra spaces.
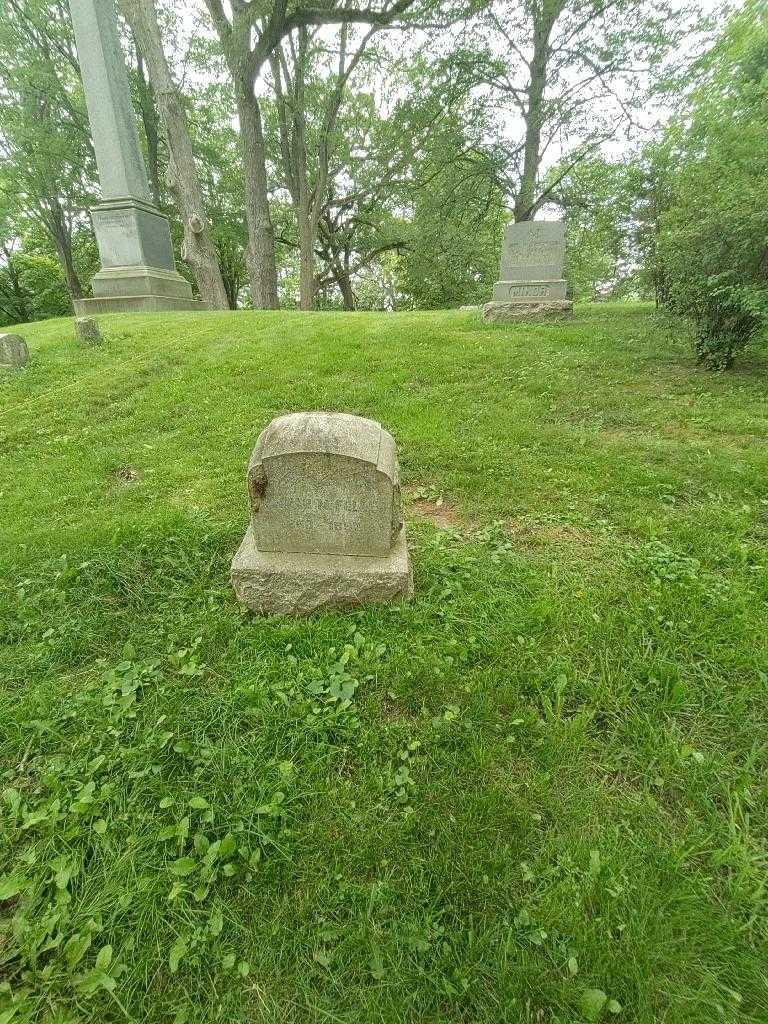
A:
232,412,413,615
483,220,573,322
0,334,29,367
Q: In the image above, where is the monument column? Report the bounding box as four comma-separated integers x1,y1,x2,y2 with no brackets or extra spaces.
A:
69,0,201,313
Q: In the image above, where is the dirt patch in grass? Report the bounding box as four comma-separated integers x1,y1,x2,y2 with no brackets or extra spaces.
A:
115,465,140,484
407,486,605,555
379,696,420,725
410,498,471,532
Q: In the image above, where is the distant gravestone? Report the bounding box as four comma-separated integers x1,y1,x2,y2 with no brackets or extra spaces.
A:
483,220,573,322
75,317,103,345
0,333,29,367
231,412,413,615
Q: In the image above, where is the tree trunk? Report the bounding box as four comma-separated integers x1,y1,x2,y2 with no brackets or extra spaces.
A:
56,235,84,302
514,13,553,223
235,83,279,309
218,245,242,309
44,200,83,302
297,205,315,310
120,0,230,309
330,247,355,310
336,267,355,310
133,41,162,206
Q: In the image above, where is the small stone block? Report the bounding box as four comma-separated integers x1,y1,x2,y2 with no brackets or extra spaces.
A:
0,333,29,367
75,317,102,344
232,525,413,616
232,411,413,615
482,300,574,323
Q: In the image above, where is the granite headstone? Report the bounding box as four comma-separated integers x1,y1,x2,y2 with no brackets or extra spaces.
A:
231,412,413,615
483,220,573,322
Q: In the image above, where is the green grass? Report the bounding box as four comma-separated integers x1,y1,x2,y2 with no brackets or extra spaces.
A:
1,304,767,1024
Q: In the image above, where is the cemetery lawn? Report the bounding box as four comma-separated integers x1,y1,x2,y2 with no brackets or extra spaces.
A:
2,304,768,1024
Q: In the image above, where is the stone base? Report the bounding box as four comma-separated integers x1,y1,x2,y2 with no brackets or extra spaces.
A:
491,278,568,302
74,294,204,314
482,300,574,323
91,264,194,300
80,198,204,314
91,199,180,274
231,525,413,616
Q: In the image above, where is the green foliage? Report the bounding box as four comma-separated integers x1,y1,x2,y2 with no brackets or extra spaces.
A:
560,157,649,301
465,0,686,221
400,127,505,309
0,248,70,326
0,0,96,302
656,0,768,368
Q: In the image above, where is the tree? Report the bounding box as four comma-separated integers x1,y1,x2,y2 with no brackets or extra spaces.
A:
400,124,505,308
465,0,682,222
120,0,230,308
274,48,485,309
130,31,164,207
186,73,251,308
201,0,424,308
268,23,378,310
655,0,768,368
0,0,95,306
0,202,86,325
557,155,649,300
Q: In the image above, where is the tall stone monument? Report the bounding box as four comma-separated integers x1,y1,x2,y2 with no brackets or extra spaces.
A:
68,0,200,314
483,220,573,322
231,412,413,615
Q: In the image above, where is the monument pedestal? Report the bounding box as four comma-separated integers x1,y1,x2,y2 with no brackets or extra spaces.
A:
69,0,204,315
74,198,202,314
232,525,413,616
484,222,573,323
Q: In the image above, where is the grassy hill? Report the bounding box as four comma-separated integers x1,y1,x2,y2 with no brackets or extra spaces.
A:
1,305,767,1023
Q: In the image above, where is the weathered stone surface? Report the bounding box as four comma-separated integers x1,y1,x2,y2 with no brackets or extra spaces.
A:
75,295,203,314
248,412,401,557
0,333,29,367
69,0,152,203
491,279,568,302
499,221,566,282
232,526,413,616
91,201,177,273
69,0,200,314
232,411,413,615
75,317,102,344
482,300,573,323
487,220,571,319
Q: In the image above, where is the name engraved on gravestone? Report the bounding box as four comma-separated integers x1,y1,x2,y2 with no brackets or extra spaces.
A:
249,419,399,556
506,284,550,298
491,279,567,302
